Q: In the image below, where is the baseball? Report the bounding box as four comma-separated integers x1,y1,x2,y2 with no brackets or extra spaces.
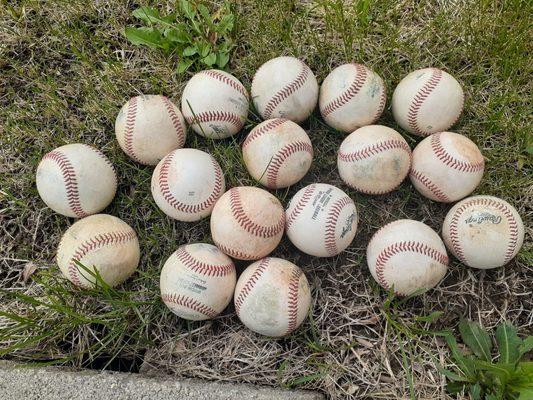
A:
210,186,285,260
234,257,311,337
57,214,140,288
392,68,464,136
181,69,249,139
151,149,225,221
115,95,186,165
286,183,358,257
160,243,236,320
409,132,484,203
367,219,448,296
36,143,117,218
337,125,411,195
251,56,318,123
442,196,524,269
320,63,386,133
242,118,313,189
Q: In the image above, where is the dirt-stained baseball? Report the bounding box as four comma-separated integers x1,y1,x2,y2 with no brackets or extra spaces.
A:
181,69,249,139
234,257,311,337
251,56,318,123
57,214,140,288
442,196,524,269
367,219,448,296
115,95,186,165
160,243,236,320
151,149,225,221
286,183,358,257
392,68,464,136
338,125,411,195
210,187,285,260
36,143,117,218
242,118,313,189
409,132,484,203
320,63,386,133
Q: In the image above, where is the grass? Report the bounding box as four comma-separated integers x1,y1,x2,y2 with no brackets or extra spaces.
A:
0,0,532,398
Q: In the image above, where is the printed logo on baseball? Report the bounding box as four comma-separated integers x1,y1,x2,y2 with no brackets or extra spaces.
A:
392,68,464,136
234,257,311,337
338,125,411,195
366,219,448,296
151,149,225,222
115,95,186,165
160,243,236,321
251,56,318,123
57,214,140,288
320,63,387,133
442,195,524,269
409,132,484,203
36,143,117,218
181,69,249,139
242,118,313,189
286,183,358,257
210,186,285,260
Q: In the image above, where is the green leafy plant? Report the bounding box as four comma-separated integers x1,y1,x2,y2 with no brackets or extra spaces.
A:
440,320,533,399
125,0,235,73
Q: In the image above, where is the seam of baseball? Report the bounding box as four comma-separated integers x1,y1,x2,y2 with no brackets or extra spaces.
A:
229,188,284,238
158,152,223,215
80,144,118,188
266,141,313,188
242,118,289,148
161,293,217,318
200,70,248,99
123,96,143,163
430,133,484,173
286,184,317,230
67,230,137,287
42,150,88,218
321,63,368,117
406,68,442,135
285,267,302,335
234,258,270,315
371,83,387,123
175,246,234,277
213,240,257,261
161,96,186,148
409,168,450,202
324,196,354,256
185,111,243,129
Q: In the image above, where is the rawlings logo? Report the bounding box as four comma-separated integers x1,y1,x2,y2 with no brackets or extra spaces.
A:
341,212,357,238
465,213,502,225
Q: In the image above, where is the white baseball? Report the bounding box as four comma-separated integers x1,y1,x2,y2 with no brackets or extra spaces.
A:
320,63,386,133
242,118,313,189
160,243,236,320
286,183,358,257
36,143,117,218
366,219,448,296
57,214,140,288
234,257,311,337
115,95,186,165
210,187,285,260
392,68,464,136
251,56,318,123
181,69,249,139
442,196,524,269
338,125,411,195
151,149,225,221
409,132,484,203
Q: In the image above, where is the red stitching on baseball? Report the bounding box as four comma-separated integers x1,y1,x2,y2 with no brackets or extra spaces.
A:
407,68,442,135
228,188,284,238
242,118,289,148
338,139,411,163
371,84,387,123
262,61,310,119
157,152,223,214
213,240,257,261
67,230,137,287
42,150,88,218
324,196,354,256
430,133,484,173
266,141,313,188
374,241,448,293
161,293,217,318
286,184,317,230
80,144,118,187
234,258,270,315
175,246,234,277
285,267,302,335
123,96,142,163
409,169,450,202
161,96,186,148
200,70,248,99
321,63,368,117
185,110,243,130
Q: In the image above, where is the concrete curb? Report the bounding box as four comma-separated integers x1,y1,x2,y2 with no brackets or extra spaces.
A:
0,361,324,400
